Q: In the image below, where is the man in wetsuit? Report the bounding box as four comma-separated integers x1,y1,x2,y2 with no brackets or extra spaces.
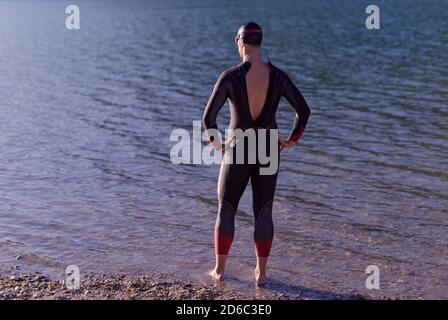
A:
203,22,311,286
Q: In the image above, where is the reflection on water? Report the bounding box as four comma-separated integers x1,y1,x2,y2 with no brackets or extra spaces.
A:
0,0,447,299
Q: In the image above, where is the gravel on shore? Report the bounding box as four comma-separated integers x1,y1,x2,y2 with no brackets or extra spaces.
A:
0,271,290,300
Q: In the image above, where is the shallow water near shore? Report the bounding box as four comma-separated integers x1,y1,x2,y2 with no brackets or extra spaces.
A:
0,0,447,299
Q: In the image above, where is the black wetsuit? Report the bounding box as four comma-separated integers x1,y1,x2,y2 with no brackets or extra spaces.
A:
203,60,310,257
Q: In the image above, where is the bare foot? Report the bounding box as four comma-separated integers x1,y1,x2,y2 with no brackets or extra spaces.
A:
254,268,266,287
208,269,224,282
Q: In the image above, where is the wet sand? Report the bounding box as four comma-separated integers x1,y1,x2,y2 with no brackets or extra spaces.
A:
0,269,378,300
0,270,292,300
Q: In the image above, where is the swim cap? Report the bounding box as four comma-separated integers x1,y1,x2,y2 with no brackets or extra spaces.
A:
236,21,263,46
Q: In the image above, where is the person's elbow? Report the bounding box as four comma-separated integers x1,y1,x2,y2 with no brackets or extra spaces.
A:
202,110,213,131
303,104,311,120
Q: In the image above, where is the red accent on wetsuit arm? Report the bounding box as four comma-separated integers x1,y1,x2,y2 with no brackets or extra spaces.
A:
282,75,311,143
287,124,305,143
203,71,229,147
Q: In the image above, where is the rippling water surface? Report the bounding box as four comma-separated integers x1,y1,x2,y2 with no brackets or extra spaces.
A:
0,0,447,299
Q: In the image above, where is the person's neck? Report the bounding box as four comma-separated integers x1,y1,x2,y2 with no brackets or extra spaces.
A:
242,53,262,64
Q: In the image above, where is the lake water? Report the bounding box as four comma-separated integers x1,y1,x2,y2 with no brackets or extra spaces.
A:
0,0,447,299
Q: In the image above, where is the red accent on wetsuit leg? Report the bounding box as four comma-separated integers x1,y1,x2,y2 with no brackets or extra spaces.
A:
288,126,305,143
255,239,273,257
215,232,233,255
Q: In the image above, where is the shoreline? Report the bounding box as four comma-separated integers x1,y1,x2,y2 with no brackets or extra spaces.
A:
0,270,292,300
